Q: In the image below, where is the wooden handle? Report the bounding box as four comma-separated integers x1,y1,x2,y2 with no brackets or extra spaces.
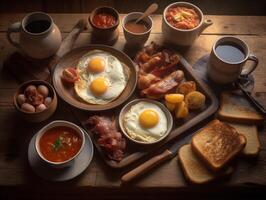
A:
135,3,158,23
121,150,173,184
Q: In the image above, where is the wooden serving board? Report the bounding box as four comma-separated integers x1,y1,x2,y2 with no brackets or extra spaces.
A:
74,55,219,168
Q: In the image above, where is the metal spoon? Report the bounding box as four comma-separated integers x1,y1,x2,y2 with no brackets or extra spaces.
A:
135,3,158,24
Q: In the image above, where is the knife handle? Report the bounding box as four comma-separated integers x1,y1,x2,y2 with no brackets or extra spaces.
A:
121,150,173,184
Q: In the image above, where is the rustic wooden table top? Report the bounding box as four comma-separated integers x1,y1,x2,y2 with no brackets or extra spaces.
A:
0,13,266,190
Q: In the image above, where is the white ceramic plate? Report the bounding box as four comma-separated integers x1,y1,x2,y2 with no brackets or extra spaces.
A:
28,129,94,181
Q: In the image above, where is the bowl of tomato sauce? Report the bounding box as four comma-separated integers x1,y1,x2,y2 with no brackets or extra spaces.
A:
35,120,85,168
89,6,120,44
162,2,213,46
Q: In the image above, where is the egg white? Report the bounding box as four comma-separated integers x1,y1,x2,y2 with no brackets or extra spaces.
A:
123,102,168,142
74,50,129,104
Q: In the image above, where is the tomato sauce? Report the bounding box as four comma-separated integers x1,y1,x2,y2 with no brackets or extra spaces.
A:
92,13,116,28
166,6,200,29
39,126,82,162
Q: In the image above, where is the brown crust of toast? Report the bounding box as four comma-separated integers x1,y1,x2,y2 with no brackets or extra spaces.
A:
178,144,234,184
178,144,214,184
191,119,246,171
228,123,260,157
218,91,264,125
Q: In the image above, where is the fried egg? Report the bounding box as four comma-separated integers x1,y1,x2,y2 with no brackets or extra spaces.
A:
123,101,168,143
74,50,129,104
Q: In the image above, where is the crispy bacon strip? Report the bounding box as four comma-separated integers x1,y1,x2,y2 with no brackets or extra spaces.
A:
141,70,184,97
138,73,161,90
87,116,126,161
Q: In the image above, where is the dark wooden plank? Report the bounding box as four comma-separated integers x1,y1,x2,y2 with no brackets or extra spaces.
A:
0,0,266,15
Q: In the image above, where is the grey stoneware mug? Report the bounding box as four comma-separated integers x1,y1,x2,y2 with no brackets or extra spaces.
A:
207,36,258,84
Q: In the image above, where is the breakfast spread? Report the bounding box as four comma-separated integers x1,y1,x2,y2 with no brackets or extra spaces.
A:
123,101,168,143
165,6,200,29
16,84,52,113
6,2,264,185
39,126,83,163
87,115,126,161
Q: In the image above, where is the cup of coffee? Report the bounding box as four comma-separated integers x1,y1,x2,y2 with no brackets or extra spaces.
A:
7,12,62,59
207,36,258,84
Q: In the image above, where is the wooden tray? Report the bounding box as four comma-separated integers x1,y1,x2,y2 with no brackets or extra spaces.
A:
74,54,219,168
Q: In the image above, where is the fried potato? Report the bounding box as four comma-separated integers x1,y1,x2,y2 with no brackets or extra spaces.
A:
175,101,189,119
165,100,176,112
185,91,206,110
177,81,196,95
165,94,184,104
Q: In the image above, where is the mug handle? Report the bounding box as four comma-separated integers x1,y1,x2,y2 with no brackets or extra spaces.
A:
7,22,21,48
198,19,213,35
241,54,258,77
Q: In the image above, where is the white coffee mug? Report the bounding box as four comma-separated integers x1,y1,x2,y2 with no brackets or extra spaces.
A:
7,12,62,59
207,36,258,84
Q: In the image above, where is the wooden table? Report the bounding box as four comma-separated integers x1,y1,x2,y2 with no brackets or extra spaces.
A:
0,13,266,195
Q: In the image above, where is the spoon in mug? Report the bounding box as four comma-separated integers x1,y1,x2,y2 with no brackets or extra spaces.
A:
135,3,158,24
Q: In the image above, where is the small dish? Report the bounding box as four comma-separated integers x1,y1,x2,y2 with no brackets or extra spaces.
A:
52,45,138,111
119,98,173,145
89,6,120,44
28,128,93,181
162,1,212,46
122,12,153,46
13,80,57,123
35,120,85,168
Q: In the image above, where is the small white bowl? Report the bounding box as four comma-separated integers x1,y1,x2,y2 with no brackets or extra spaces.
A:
122,12,153,46
162,1,213,46
119,99,173,145
35,120,85,168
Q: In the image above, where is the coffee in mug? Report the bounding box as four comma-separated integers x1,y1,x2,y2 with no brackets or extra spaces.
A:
7,12,62,59
207,36,258,84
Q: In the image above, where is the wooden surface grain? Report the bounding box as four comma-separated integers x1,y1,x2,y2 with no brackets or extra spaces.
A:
0,14,265,189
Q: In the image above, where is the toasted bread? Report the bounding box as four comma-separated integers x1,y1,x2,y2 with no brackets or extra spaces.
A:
228,123,260,157
178,144,233,184
191,119,246,171
218,91,264,124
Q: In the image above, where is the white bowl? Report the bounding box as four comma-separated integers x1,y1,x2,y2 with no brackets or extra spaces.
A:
122,12,153,46
162,1,213,46
119,99,173,145
35,120,85,168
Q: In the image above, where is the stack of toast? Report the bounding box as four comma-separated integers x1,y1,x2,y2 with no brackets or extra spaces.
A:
178,90,263,184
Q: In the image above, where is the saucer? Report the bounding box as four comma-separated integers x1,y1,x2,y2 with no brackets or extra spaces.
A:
28,129,94,181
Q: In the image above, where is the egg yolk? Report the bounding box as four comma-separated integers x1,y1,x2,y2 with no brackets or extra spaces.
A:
90,77,108,96
139,109,159,128
87,57,105,73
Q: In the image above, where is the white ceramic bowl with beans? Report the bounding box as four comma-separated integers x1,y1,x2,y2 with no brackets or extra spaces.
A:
162,2,213,46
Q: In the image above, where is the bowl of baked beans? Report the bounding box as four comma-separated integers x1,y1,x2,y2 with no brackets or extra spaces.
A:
162,2,213,46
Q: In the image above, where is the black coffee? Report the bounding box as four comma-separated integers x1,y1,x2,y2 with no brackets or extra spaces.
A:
215,42,246,63
25,20,51,33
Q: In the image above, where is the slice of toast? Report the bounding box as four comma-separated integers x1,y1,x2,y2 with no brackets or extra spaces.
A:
218,90,264,124
178,144,233,184
228,123,260,157
191,119,246,171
